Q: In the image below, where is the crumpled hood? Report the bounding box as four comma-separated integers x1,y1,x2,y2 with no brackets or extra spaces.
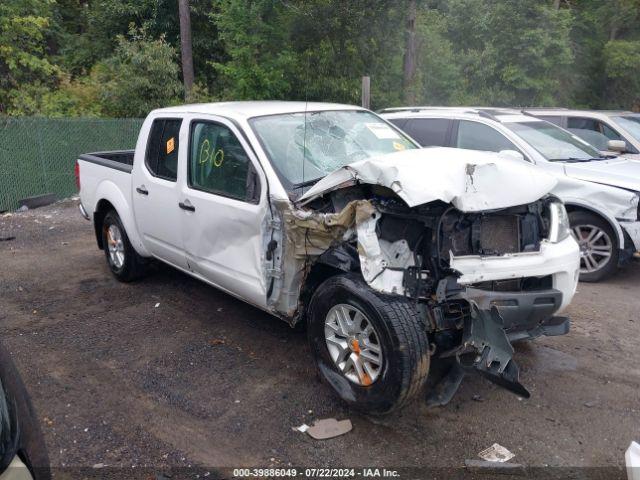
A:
563,157,640,192
299,147,557,212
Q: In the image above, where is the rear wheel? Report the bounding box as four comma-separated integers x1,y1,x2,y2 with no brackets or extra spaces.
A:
307,273,430,414
102,210,147,282
569,211,618,282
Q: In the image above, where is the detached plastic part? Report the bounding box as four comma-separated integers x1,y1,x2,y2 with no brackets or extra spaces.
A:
627,441,640,480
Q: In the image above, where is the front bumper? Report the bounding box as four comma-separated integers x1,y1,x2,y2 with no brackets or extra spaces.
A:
464,286,567,338
450,235,580,313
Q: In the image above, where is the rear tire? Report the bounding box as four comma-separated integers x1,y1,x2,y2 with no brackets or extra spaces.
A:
102,210,147,282
569,211,618,282
307,273,430,414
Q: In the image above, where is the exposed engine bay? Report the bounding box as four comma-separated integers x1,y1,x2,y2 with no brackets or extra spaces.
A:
267,183,570,404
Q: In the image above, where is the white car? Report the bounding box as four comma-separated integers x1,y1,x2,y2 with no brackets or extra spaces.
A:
382,107,640,282
76,102,579,413
525,108,640,160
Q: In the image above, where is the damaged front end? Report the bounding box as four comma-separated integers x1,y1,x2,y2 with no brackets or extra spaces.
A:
266,179,575,405
262,151,578,405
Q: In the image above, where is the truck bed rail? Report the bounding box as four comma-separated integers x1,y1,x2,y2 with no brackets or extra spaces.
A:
79,150,134,173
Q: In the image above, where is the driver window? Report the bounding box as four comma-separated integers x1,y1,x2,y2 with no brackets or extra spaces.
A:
189,121,259,202
566,116,637,153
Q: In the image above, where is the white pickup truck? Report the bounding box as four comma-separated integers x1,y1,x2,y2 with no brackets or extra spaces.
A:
76,101,580,413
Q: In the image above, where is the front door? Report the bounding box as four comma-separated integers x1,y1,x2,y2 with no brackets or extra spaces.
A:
180,117,269,308
132,116,189,270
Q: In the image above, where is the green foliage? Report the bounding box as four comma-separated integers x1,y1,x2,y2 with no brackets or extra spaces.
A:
0,0,59,114
93,32,183,117
603,39,640,109
211,0,297,100
4,0,640,116
443,0,574,106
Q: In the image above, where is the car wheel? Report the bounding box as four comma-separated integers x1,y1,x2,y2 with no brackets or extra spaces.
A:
307,273,430,414
102,210,147,282
569,211,618,282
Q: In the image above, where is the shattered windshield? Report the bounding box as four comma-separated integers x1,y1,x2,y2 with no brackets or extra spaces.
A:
612,115,640,142
250,110,416,187
505,121,602,161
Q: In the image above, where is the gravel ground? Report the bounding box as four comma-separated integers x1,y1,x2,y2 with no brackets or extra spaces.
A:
0,199,638,479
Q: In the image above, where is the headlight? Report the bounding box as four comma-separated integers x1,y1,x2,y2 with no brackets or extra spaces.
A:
548,201,571,243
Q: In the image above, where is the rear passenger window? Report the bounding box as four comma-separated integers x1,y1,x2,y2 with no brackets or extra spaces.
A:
402,118,451,146
189,121,260,202
145,119,182,181
456,120,518,152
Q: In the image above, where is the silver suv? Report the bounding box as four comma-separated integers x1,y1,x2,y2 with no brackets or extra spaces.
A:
524,109,640,160
381,107,640,282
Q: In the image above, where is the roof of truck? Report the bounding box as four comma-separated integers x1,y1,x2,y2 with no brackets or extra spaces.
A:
152,101,364,119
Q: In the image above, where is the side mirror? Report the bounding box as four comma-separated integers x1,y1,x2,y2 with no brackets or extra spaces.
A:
607,140,626,153
498,149,525,162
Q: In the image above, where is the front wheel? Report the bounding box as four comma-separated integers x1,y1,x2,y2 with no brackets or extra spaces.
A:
569,211,618,282
307,274,430,414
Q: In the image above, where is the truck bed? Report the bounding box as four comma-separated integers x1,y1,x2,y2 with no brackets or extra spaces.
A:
79,150,134,173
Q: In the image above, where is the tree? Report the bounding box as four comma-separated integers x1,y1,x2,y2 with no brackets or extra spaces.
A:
603,40,640,109
178,0,195,98
93,32,183,117
403,0,418,103
0,0,58,114
211,0,296,100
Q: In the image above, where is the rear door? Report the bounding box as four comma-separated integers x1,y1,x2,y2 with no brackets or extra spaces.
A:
453,120,522,153
180,116,269,308
131,116,189,270
395,118,453,147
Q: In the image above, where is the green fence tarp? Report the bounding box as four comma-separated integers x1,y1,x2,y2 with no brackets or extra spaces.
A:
0,117,143,212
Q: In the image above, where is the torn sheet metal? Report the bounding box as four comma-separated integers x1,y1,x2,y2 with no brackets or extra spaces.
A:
270,200,376,316
446,304,530,399
282,199,374,258
356,209,415,294
298,147,557,212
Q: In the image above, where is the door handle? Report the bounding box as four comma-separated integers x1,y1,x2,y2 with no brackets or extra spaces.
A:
136,186,149,195
178,201,195,212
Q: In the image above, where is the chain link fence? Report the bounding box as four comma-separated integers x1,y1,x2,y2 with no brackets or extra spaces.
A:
0,117,144,212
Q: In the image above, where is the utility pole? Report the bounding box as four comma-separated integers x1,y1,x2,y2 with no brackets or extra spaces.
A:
402,0,418,104
361,76,371,109
178,0,194,99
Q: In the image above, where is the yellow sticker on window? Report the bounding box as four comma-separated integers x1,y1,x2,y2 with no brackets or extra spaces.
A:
166,137,175,154
393,141,406,151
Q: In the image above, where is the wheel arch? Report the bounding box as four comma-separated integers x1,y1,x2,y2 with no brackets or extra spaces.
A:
564,201,625,249
94,199,115,249
295,245,361,327
92,180,150,257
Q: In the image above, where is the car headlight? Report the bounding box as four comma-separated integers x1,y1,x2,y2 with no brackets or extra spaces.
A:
548,201,571,243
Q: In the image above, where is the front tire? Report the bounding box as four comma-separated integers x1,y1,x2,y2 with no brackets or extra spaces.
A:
569,211,618,282
101,210,147,282
307,274,430,414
